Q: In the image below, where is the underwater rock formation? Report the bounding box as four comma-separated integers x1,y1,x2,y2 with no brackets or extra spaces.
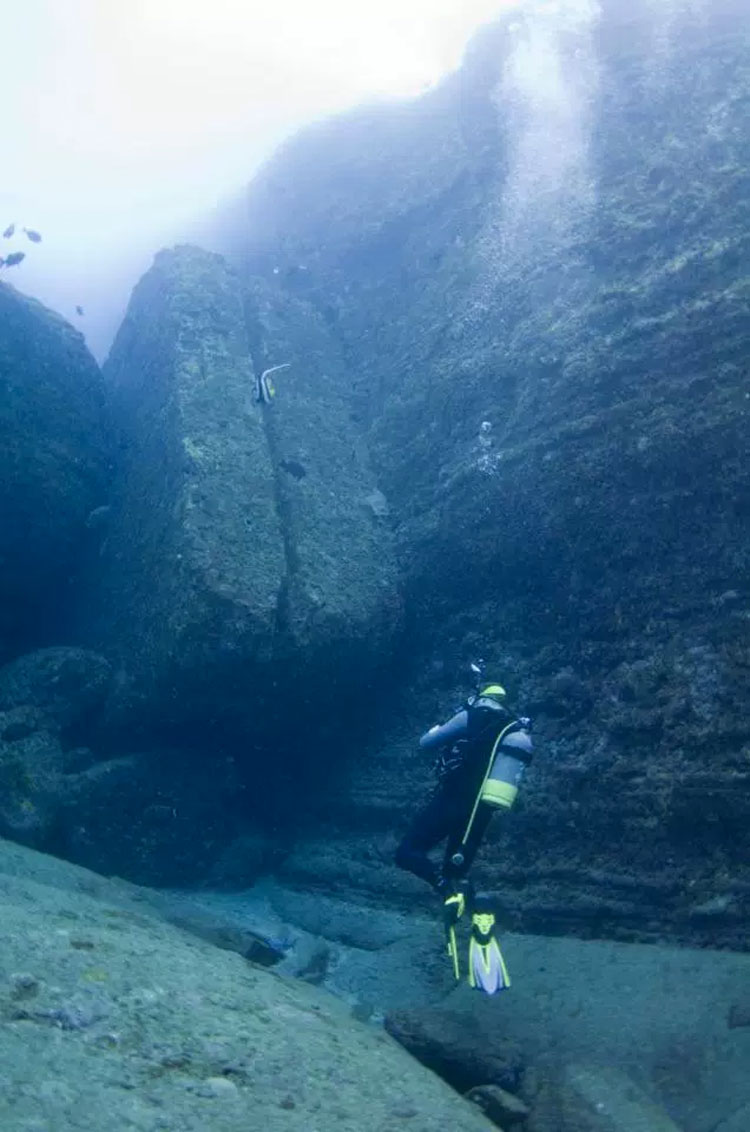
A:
11,0,744,934
0,837,495,1132
0,647,112,729
0,284,108,661
0,645,267,884
0,648,112,849
228,0,750,941
243,0,750,624
86,246,399,738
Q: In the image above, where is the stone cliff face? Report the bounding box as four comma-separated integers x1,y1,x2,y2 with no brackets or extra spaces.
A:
0,284,109,660
5,1,748,946
227,0,750,944
85,247,400,742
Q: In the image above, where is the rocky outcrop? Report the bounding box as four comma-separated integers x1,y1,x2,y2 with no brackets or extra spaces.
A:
558,1066,683,1132
0,284,108,660
0,647,112,729
10,1,744,938
243,1,750,624
0,837,495,1132
241,275,401,674
226,0,750,943
153,882,750,1132
0,646,276,886
0,648,112,848
86,246,399,738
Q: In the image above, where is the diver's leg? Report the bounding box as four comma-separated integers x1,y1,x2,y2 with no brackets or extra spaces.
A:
443,802,494,880
395,789,457,889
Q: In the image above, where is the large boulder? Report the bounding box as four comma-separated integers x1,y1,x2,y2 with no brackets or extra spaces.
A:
0,837,496,1132
0,285,109,659
85,246,400,738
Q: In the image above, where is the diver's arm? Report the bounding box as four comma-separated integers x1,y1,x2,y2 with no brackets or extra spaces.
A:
419,710,469,750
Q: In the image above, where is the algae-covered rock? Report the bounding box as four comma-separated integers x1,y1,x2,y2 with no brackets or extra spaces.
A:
0,284,108,658
0,647,111,729
0,648,113,849
88,245,399,737
0,836,495,1132
0,714,65,846
89,245,283,730
242,276,400,671
231,0,750,944
0,647,227,880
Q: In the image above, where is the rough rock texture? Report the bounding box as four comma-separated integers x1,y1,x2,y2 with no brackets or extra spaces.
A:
0,648,112,849
0,837,496,1132
138,881,750,1132
87,245,399,741
241,275,401,677
466,1085,529,1129
230,0,750,943
0,284,108,660
0,641,289,886
55,746,282,888
0,647,112,729
0,647,241,884
562,1065,684,1131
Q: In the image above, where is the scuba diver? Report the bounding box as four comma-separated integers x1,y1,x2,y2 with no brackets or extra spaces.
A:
395,662,533,995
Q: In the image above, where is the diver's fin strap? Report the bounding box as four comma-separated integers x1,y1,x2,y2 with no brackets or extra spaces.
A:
446,924,460,981
442,890,467,924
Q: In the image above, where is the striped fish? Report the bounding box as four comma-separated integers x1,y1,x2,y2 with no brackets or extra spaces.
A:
256,363,290,405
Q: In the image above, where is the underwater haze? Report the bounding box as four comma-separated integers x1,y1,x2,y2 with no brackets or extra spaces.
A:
1,0,750,1129
1,0,508,360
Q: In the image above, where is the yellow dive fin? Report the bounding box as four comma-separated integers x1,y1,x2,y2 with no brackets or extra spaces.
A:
468,907,511,995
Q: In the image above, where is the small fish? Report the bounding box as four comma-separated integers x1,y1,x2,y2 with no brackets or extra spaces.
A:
75,305,85,317
256,363,290,405
23,228,42,243
3,223,15,239
3,251,25,269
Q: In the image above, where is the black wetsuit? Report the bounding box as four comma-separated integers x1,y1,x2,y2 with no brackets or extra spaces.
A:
395,701,512,891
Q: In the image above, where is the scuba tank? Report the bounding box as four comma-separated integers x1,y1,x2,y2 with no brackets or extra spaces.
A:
464,660,533,812
480,723,533,810
449,690,533,869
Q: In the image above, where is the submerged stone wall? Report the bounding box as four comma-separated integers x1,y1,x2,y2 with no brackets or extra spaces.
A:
8,1,747,944
232,0,750,944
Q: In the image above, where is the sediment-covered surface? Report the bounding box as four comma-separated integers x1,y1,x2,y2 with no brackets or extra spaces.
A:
142,880,750,1132
0,838,495,1132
